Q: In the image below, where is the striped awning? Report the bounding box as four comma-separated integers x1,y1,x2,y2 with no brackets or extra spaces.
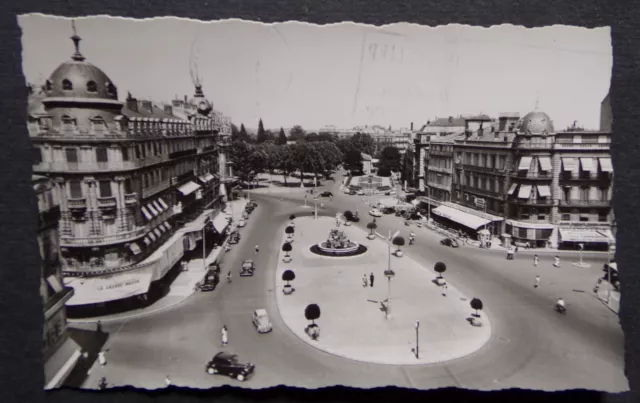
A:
158,198,169,210
146,203,159,217
152,200,164,213
538,156,552,171
599,157,613,173
153,228,163,238
559,228,613,243
562,158,578,173
518,185,532,199
580,157,594,172
432,205,490,230
141,206,153,221
518,156,532,171
143,237,151,246
148,231,157,242
163,222,172,230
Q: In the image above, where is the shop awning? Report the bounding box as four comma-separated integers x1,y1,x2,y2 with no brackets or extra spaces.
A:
219,183,228,196
163,222,172,230
580,157,594,172
158,198,169,210
146,203,159,217
198,175,212,183
562,158,577,173
148,231,157,242
212,213,229,233
46,275,64,293
178,181,201,196
537,185,551,198
64,271,153,306
507,183,518,195
506,219,555,230
599,157,613,173
538,156,552,171
518,185,532,199
152,200,164,213
432,205,490,230
559,228,612,243
153,228,163,238
129,242,142,255
204,173,216,182
518,156,533,171
44,336,82,390
141,206,153,221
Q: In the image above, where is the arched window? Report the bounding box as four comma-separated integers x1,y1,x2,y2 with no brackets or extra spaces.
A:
45,80,52,91
86,81,98,93
106,81,116,95
62,79,73,91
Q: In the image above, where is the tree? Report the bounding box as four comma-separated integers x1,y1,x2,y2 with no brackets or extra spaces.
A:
304,303,321,325
282,269,296,286
236,123,251,143
350,132,375,155
378,146,403,175
289,214,296,220
282,242,293,258
392,236,405,252
289,125,306,142
336,138,355,155
367,221,377,236
470,298,483,317
277,145,296,185
344,210,354,222
343,149,363,174
230,123,240,141
227,141,265,186
401,148,415,187
256,118,268,143
434,262,447,279
277,127,287,145
285,226,295,238
305,132,319,142
258,142,280,176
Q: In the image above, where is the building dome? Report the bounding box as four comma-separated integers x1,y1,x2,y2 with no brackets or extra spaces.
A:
519,109,554,135
43,24,118,101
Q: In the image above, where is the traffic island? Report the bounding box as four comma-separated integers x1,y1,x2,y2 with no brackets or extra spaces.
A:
274,216,492,365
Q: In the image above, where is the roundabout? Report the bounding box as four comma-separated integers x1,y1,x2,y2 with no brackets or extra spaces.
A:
274,216,492,365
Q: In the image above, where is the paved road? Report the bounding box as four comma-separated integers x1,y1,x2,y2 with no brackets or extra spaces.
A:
82,174,627,391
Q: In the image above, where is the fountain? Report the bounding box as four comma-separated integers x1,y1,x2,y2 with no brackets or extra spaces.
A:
309,227,368,257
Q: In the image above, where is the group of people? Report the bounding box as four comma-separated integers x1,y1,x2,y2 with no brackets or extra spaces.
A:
362,272,375,287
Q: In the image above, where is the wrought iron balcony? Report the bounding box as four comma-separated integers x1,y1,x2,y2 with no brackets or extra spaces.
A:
97,196,117,209
124,193,138,206
67,198,87,210
559,199,611,207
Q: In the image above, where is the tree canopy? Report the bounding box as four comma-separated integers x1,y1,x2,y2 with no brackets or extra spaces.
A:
350,132,375,155
377,146,403,176
277,127,287,145
289,125,306,142
343,149,364,174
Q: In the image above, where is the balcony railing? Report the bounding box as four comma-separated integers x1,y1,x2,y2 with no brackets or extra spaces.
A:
427,165,452,174
554,141,610,150
461,164,503,173
508,197,554,206
60,226,148,247
141,179,170,199
33,161,139,173
463,186,503,199
514,171,553,179
67,198,87,210
559,199,611,207
559,173,611,182
97,196,117,209
124,193,138,206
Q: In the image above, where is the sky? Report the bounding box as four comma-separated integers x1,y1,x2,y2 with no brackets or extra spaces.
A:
19,15,612,131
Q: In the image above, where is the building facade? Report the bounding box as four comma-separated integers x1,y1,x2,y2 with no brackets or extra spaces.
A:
28,26,233,315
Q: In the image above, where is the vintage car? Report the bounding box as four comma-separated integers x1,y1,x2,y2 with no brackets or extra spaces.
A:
200,269,220,292
319,191,333,198
440,238,460,248
369,208,383,217
237,219,247,228
228,231,241,244
205,352,255,381
240,260,256,277
385,190,397,196
251,309,273,333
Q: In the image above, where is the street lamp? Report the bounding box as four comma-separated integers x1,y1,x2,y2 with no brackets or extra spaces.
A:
384,230,400,319
414,320,420,359
578,243,584,266
202,217,211,271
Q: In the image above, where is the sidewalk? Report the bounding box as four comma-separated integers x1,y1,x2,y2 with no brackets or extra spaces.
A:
68,199,248,324
274,216,492,365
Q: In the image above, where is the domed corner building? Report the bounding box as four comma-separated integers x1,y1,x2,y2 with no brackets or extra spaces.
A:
29,23,235,322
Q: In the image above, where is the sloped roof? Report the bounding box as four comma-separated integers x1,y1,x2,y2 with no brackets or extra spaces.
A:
430,132,466,143
425,116,467,127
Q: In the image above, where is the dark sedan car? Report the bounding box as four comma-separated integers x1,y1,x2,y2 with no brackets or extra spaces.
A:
440,238,460,248
240,260,256,276
205,352,255,381
200,269,220,292
319,191,333,198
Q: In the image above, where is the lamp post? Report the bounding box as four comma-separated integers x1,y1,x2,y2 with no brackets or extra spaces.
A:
414,320,420,359
314,197,318,220
578,243,584,266
202,217,211,271
384,230,400,319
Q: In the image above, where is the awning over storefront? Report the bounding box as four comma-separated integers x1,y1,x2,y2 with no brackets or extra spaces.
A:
537,185,551,198
538,156,552,171
599,157,613,173
432,205,490,230
44,336,82,390
153,228,162,238
143,237,151,246
212,213,229,233
46,275,64,293
204,173,216,182
146,203,159,217
518,185,532,199
163,222,172,230
152,200,164,213
148,231,157,242
562,158,577,173
64,271,153,306
178,181,201,196
129,242,142,255
518,156,533,171
158,198,169,210
580,157,594,172
506,219,555,230
199,175,212,183
141,206,153,221
559,228,613,243
507,183,518,195
219,183,228,196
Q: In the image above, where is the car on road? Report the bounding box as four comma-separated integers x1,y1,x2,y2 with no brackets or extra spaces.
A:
205,352,255,381
440,238,460,248
228,231,241,244
240,260,256,276
200,268,220,292
385,190,397,195
237,219,247,228
319,191,333,198
357,190,365,195
382,207,395,215
369,208,383,217
252,309,273,333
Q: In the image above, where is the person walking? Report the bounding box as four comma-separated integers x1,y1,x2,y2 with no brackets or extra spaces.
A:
506,247,514,260
535,275,540,289
254,244,259,254
96,321,103,333
362,274,368,288
533,254,539,267
441,283,448,297
553,255,561,268
369,272,375,287
221,325,229,346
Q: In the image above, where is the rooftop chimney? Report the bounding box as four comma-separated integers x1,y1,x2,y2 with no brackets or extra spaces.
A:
410,122,414,131
139,100,153,113
164,105,173,114
126,97,138,112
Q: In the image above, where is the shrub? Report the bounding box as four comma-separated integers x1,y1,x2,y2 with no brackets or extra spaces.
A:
434,262,447,278
470,298,484,316
304,303,321,324
392,236,405,250
282,269,295,285
282,242,293,257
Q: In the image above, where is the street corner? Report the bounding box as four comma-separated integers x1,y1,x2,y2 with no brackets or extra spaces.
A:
273,217,492,365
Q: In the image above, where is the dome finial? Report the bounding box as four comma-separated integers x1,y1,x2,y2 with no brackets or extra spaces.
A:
70,20,85,62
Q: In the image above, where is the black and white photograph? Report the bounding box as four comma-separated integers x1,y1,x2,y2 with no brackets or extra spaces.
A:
20,14,627,392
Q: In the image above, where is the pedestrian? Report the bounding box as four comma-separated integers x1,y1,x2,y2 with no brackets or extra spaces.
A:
506,247,513,260
535,275,540,288
362,274,368,288
553,255,560,268
165,375,172,387
96,320,102,333
442,283,448,297
255,244,259,254
330,195,333,201
533,254,539,267
98,351,107,366
221,325,229,346
594,278,602,293
369,272,375,287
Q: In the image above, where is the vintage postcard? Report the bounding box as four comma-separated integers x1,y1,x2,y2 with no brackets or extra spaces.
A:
20,14,626,391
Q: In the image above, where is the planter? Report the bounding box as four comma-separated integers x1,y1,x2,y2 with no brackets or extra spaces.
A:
435,277,445,286
367,234,376,240
305,324,320,340
283,285,295,295
283,256,292,263
469,317,483,327
395,250,403,257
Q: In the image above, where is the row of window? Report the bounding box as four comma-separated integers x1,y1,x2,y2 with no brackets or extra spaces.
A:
46,78,116,95
460,173,504,193
430,144,454,153
456,152,507,170
428,156,453,170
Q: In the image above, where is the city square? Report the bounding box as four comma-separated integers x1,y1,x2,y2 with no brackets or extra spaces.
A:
19,15,626,393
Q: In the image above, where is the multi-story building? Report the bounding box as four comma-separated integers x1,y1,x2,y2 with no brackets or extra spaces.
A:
35,175,82,389
28,25,233,316
421,132,465,209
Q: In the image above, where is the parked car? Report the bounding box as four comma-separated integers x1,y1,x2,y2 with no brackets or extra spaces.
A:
440,238,460,248
240,260,256,276
369,208,383,217
348,190,357,195
252,309,273,333
382,207,395,215
346,214,360,222
357,190,365,195
237,219,247,228
205,352,255,381
228,231,241,244
319,191,333,198
200,269,220,292
385,190,397,195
